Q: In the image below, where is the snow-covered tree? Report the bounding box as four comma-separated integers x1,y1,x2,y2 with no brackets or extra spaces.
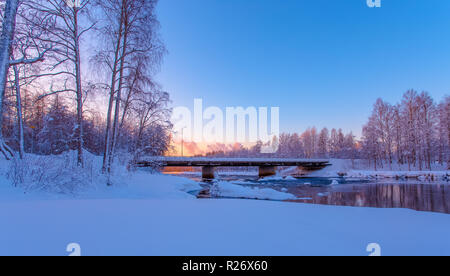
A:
360,90,447,170
36,96,74,155
437,96,449,169
25,0,95,167
400,90,420,170
317,127,329,158
0,0,50,160
93,0,165,178
416,92,436,170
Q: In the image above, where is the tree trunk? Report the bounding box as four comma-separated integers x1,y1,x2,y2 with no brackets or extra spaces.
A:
13,64,24,159
447,108,450,170
0,0,18,160
106,13,128,177
73,8,84,167
102,1,125,174
119,73,137,131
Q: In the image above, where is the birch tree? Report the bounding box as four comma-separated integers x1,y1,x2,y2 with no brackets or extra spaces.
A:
392,104,404,164
27,0,94,167
130,87,171,163
369,99,395,169
92,0,125,173
360,91,447,170
0,0,49,159
0,0,20,159
362,123,380,170
317,128,329,158
94,0,164,178
12,63,23,158
416,92,436,170
437,97,450,169
8,0,55,159
401,90,419,170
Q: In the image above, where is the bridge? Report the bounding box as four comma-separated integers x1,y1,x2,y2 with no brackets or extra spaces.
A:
136,157,331,179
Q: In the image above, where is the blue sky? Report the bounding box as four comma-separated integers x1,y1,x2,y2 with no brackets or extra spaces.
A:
155,0,450,136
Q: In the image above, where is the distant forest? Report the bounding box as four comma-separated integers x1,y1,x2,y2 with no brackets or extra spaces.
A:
205,91,449,171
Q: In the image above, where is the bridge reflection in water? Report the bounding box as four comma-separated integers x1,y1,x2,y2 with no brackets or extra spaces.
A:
285,183,450,214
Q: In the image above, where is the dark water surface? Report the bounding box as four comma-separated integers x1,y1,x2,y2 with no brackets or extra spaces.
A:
168,172,450,214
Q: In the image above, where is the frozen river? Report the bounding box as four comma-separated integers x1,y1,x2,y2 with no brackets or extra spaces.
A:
168,172,450,214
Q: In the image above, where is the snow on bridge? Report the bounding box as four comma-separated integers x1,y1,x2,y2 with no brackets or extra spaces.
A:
137,157,331,178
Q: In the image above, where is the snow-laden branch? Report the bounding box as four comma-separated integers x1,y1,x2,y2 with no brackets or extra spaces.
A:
35,79,77,102
35,88,77,101
9,48,49,66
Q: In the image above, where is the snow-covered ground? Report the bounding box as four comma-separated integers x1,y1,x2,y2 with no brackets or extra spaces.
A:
1,198,450,256
1,154,449,256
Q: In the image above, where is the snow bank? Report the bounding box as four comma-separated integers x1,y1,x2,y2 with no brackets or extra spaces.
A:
304,159,348,177
345,170,449,180
210,181,296,201
306,159,450,180
0,152,202,200
79,171,202,200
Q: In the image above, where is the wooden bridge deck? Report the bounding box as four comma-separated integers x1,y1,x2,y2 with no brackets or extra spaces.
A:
137,156,331,168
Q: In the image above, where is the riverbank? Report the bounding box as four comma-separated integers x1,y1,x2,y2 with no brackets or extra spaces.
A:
306,159,449,180
344,170,449,180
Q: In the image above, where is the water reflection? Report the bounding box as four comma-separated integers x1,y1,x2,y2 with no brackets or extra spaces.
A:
284,183,450,214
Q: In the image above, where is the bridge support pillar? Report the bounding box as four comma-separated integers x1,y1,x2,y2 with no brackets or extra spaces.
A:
202,166,215,179
259,166,276,177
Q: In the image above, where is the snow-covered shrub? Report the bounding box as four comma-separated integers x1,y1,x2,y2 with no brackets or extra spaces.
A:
7,151,97,194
